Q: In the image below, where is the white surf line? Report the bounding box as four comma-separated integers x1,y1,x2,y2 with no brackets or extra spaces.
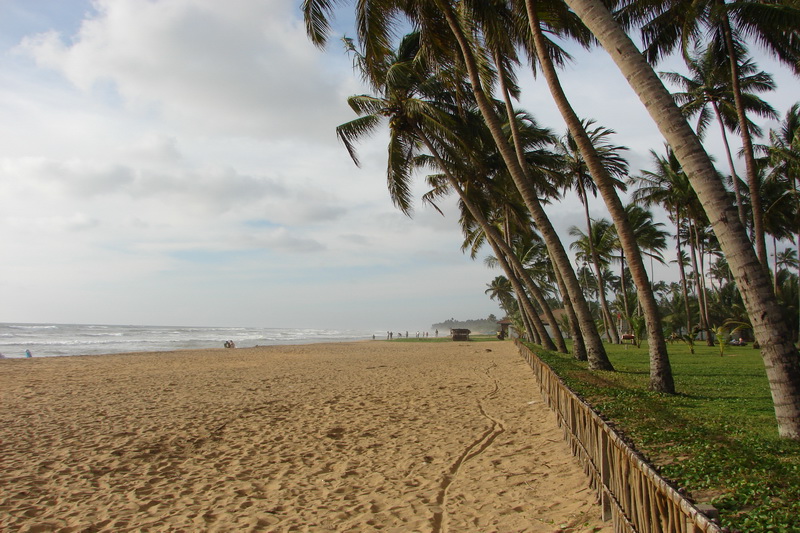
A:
431,363,506,533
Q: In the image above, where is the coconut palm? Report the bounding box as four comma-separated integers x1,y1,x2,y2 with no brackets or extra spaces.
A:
614,204,670,329
338,31,567,351
486,276,518,317
631,146,700,338
757,103,800,333
561,0,800,438
620,0,800,270
422,106,571,353
661,46,777,229
557,120,629,344
569,219,617,341
352,0,616,370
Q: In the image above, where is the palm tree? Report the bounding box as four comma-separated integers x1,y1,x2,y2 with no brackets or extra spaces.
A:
661,46,777,229
515,0,673,388
757,103,800,335
338,31,566,351
486,276,517,316
621,0,800,270
558,120,629,344
412,1,616,370
631,146,700,339
561,0,800,439
569,219,617,341
614,203,670,329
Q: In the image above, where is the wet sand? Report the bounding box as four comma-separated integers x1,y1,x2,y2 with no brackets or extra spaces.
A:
0,340,610,532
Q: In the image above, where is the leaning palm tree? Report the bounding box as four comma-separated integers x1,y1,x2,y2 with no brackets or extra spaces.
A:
432,0,615,370
661,46,777,229
337,30,565,352
345,0,615,370
561,0,800,439
508,0,674,387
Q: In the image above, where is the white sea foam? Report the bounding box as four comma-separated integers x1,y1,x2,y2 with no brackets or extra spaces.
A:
0,323,379,358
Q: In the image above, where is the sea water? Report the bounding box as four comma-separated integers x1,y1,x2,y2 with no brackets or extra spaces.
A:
0,323,379,358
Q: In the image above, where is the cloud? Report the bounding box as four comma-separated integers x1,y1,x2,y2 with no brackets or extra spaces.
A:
18,0,356,141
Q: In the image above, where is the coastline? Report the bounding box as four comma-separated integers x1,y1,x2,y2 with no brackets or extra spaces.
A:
0,340,610,532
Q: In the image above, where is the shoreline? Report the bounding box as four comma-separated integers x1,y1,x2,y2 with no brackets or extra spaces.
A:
1,340,610,532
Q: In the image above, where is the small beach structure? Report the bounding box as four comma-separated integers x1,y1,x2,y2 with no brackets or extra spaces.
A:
496,318,513,340
450,328,471,341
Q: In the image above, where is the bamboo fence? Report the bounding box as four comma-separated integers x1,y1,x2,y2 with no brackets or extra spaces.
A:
516,340,723,533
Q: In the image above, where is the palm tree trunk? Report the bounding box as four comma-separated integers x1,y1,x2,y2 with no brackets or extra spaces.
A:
689,222,713,346
527,0,673,388
564,0,800,438
712,101,748,229
619,252,631,331
698,229,712,336
520,301,539,343
716,0,769,272
674,211,694,338
578,184,619,344
495,245,552,347
773,237,779,296
678,248,693,339
554,260,588,361
440,3,613,370
495,58,569,354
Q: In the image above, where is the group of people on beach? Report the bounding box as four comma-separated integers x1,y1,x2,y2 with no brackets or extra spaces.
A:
385,330,438,340
223,340,236,349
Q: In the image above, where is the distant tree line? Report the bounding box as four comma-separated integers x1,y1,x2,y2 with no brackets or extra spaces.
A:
432,315,499,335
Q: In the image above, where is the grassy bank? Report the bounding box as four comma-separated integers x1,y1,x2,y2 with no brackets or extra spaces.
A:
528,340,800,532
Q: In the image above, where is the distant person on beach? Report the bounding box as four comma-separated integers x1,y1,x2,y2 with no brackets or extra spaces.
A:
25,349,32,358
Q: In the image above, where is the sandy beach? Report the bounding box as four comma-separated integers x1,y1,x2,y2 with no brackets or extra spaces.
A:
1,340,610,532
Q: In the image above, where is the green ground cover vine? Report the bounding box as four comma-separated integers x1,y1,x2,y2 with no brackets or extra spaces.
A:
529,341,800,532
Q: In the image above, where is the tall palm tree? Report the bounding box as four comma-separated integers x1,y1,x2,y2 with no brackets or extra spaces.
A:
757,103,800,333
632,0,800,269
621,0,800,270
561,0,800,439
338,31,565,351
414,1,616,370
614,203,670,327
631,146,700,340
515,0,672,388
419,97,571,354
569,219,617,340
558,120,629,344
661,46,777,229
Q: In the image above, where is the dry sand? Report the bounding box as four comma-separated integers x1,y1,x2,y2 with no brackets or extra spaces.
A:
1,340,611,532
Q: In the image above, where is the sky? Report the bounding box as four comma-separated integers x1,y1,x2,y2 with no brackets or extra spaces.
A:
1,0,797,331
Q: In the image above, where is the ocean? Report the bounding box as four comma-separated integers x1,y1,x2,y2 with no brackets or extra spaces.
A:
0,323,380,358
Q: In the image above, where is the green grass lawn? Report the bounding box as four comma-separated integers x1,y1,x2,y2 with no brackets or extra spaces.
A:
528,340,800,532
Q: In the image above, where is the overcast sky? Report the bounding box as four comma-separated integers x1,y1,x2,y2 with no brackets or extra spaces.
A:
1,0,797,331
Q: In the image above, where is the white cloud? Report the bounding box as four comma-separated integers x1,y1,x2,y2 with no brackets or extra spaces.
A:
18,0,356,141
